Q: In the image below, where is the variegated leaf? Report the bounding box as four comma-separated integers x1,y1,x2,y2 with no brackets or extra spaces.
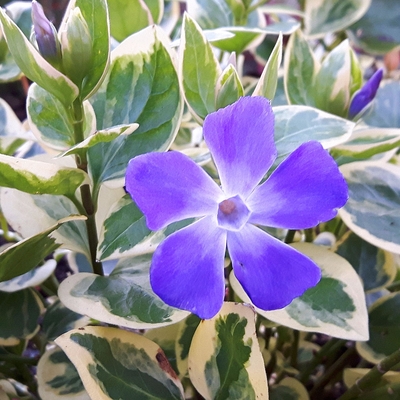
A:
339,161,400,254
58,254,189,329
37,346,90,400
55,326,184,399
314,40,352,117
0,154,89,197
336,232,397,292
215,64,244,110
0,259,56,292
253,33,282,100
89,25,182,187
0,188,90,257
356,293,400,364
27,83,96,151
0,216,86,282
331,127,400,165
42,300,90,342
188,302,268,400
284,29,319,107
0,8,78,105
0,288,45,345
304,0,371,38
231,243,369,341
273,105,355,166
179,13,221,121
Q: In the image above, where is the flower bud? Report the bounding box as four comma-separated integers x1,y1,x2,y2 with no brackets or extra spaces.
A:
60,7,93,88
31,0,61,63
348,68,383,120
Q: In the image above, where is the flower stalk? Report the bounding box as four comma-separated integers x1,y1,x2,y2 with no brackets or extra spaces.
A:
71,99,103,276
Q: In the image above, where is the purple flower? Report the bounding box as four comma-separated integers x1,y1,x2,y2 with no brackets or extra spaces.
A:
31,0,59,60
125,97,348,319
348,68,383,119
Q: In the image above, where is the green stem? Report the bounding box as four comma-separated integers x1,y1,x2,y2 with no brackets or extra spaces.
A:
0,212,19,242
386,280,400,292
334,219,344,237
0,354,38,365
290,330,300,369
356,382,400,400
298,339,345,384
338,347,400,400
284,229,296,244
41,273,59,296
71,100,103,276
305,228,314,242
310,346,355,398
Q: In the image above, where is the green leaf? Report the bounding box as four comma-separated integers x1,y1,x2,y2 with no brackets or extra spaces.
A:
0,288,45,345
97,193,194,260
215,64,244,110
0,30,21,82
97,194,151,260
179,13,221,120
331,127,400,166
0,188,90,257
58,254,189,329
89,25,182,186
349,47,363,97
361,80,400,128
186,0,233,29
55,326,185,399
0,259,56,292
284,29,319,106
211,20,299,54
37,346,90,400
273,105,355,166
304,0,371,38
58,123,139,158
108,0,153,41
0,97,29,155
356,293,400,364
253,33,282,100
0,8,79,105
270,377,309,400
314,40,352,117
0,216,86,282
61,0,110,99
27,83,96,150
339,161,400,254
42,300,90,343
0,154,89,197
144,324,181,376
347,0,400,54
175,314,201,377
231,243,369,340
188,302,268,400
336,232,397,292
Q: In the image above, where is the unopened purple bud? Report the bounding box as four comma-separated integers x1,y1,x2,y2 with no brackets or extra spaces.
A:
348,68,383,119
31,0,59,59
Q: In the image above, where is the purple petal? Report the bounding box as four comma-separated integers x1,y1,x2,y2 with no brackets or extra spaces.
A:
348,69,383,119
150,217,227,319
203,96,277,198
126,152,223,230
228,224,321,310
32,0,59,59
247,141,348,229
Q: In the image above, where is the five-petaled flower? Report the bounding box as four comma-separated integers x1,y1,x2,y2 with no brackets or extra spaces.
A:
125,97,348,319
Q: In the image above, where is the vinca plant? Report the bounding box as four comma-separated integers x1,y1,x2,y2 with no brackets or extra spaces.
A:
0,0,400,399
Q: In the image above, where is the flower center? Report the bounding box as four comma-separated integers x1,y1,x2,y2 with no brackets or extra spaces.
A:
217,195,251,231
